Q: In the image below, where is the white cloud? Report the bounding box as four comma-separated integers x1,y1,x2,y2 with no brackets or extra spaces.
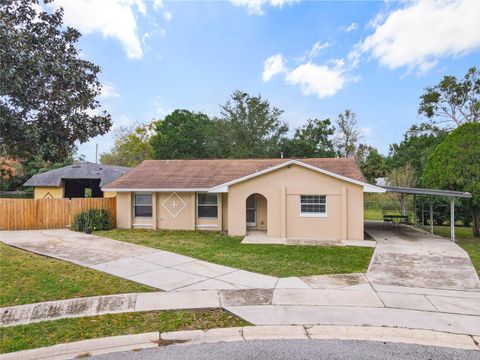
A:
308,41,331,58
50,0,146,59
285,59,349,98
230,0,299,15
100,82,120,98
345,22,357,32
360,0,480,71
153,0,163,11
262,54,287,82
163,11,172,21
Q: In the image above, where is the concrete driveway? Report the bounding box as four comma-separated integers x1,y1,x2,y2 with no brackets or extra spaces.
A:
0,229,280,291
365,221,480,291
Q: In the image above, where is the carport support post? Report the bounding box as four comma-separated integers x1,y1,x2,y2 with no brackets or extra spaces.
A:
429,197,433,234
450,198,455,242
413,194,416,225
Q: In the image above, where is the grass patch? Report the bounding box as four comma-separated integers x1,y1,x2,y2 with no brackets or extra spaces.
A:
0,243,155,307
0,309,249,353
96,229,374,278
364,208,383,221
418,225,479,276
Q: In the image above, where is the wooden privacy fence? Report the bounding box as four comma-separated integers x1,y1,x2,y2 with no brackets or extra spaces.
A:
0,198,116,230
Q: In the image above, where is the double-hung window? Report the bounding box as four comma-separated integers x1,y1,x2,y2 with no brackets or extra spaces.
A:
134,193,152,217
197,193,218,218
300,195,327,217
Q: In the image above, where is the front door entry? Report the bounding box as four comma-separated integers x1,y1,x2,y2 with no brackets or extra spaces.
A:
246,194,256,227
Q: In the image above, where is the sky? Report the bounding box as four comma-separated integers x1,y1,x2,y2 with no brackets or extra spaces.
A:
45,0,480,162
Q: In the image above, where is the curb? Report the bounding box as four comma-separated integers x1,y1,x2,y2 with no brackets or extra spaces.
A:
1,325,479,359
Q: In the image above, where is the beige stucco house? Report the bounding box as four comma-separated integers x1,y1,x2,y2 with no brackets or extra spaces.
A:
103,158,384,241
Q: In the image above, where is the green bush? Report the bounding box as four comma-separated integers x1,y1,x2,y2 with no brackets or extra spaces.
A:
72,209,113,232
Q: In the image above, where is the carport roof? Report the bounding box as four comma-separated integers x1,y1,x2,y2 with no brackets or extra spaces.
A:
380,185,472,198
24,162,130,188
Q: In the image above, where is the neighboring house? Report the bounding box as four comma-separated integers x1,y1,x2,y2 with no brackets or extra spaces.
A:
24,162,130,199
103,158,384,241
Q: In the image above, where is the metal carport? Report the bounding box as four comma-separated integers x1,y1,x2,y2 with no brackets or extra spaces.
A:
379,186,472,242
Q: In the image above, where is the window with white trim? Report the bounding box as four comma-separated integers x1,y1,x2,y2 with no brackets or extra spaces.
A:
197,193,218,218
300,195,326,216
134,193,152,217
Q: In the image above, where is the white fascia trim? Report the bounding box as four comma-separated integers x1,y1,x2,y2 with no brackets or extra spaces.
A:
207,159,386,193
101,188,210,192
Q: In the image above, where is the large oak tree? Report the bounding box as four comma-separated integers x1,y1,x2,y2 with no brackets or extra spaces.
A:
0,0,112,162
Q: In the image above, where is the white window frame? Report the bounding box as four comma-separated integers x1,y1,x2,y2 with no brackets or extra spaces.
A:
299,195,327,218
133,192,153,218
197,192,218,218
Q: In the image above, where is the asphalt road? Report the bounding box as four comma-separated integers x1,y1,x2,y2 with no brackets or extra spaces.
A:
91,339,480,360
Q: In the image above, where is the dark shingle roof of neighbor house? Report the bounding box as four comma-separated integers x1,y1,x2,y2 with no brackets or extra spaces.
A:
24,162,130,188
103,158,367,190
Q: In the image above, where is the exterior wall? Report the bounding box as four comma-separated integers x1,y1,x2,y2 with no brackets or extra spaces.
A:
116,192,132,229
104,191,117,198
227,164,364,240
157,192,195,230
222,193,229,232
34,186,64,199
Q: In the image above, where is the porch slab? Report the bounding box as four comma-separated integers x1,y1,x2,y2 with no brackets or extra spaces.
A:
242,232,375,248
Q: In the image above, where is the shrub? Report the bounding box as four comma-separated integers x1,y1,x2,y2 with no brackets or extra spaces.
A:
72,209,113,232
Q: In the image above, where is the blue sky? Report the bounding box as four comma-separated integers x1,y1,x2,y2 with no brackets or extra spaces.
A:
47,0,480,161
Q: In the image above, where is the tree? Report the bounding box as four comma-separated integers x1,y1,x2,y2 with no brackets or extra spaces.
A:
210,91,288,158
358,147,387,184
281,118,335,158
151,110,212,159
335,110,361,158
100,123,155,167
387,163,417,216
0,0,111,162
418,66,480,129
422,122,480,237
387,124,448,181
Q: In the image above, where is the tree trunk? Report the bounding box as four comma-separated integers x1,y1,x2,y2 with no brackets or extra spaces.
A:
473,205,480,238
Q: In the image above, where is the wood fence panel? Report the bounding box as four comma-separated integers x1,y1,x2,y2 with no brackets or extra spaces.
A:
0,197,116,230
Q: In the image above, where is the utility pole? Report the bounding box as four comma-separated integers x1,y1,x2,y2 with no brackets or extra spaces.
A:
95,144,98,164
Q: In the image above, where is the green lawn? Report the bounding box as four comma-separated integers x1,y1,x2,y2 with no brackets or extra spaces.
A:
96,229,374,278
1,309,249,353
0,242,156,307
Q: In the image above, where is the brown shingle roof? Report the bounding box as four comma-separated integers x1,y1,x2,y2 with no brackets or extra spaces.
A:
103,158,366,190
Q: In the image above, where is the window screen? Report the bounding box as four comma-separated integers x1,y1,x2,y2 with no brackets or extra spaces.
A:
134,193,152,217
197,193,218,218
300,195,326,214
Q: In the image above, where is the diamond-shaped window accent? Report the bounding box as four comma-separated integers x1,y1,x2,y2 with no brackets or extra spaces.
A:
162,192,187,218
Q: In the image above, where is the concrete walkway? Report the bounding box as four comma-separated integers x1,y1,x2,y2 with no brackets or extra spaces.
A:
0,230,279,291
365,221,480,290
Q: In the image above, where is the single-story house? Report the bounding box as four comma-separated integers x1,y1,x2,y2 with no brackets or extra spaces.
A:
24,162,130,199
103,158,384,240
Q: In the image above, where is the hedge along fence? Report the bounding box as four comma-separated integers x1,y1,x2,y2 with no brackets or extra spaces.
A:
0,197,116,230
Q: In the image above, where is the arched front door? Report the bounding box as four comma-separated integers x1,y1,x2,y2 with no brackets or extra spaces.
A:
246,193,267,230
